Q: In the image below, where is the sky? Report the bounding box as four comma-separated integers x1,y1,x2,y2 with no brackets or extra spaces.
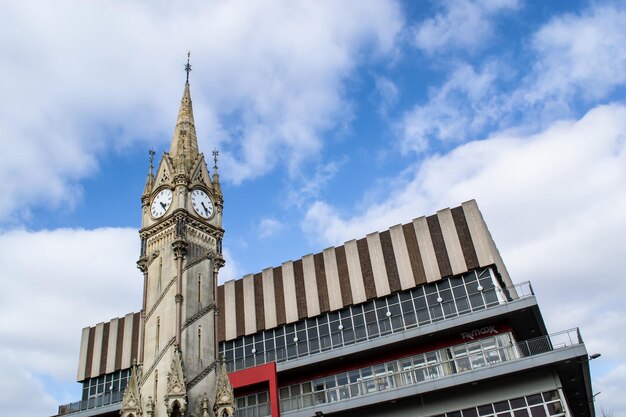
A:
0,0,625,415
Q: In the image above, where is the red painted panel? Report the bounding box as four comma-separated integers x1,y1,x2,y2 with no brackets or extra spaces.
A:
230,362,280,417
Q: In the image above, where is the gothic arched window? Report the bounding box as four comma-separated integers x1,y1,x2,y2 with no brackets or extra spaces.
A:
171,401,182,417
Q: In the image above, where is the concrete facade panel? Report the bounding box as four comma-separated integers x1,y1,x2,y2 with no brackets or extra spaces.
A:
389,224,416,290
120,312,135,369
77,327,90,381
90,323,104,378
344,239,367,304
462,200,495,267
223,280,237,340
437,208,467,275
105,318,118,374
366,232,391,297
242,274,256,335
413,217,442,282
281,261,299,323
323,247,343,311
262,268,277,329
302,254,321,317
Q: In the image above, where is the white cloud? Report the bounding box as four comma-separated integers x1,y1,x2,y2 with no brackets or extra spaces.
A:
303,104,626,411
595,364,626,415
0,228,140,414
258,217,285,239
0,0,404,223
286,159,346,209
0,356,58,417
525,4,626,104
375,76,400,115
218,247,242,284
413,0,519,54
0,226,241,414
402,3,626,155
399,62,503,153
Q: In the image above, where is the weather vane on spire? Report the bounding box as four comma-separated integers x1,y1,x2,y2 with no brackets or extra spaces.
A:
149,149,155,173
185,51,192,83
212,149,219,171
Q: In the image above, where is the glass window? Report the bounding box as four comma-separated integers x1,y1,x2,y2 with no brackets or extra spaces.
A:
478,404,494,416
313,379,326,405
542,391,559,402
411,286,424,298
414,295,427,310
545,403,563,416
494,401,510,412
416,308,430,324
530,406,547,417
462,408,479,417
510,397,527,409
302,382,313,407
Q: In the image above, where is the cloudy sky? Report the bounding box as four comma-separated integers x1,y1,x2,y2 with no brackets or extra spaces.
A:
1,0,625,415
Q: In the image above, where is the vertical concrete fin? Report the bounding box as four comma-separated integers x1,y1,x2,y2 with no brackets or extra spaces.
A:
302,254,320,317
323,247,343,311
344,239,366,304
77,327,91,381
262,267,277,329
390,224,416,290
437,208,467,275
90,322,104,378
366,232,391,297
121,313,134,369
462,200,513,287
281,261,299,323
223,280,237,340
413,216,441,282
253,273,265,331
242,274,256,335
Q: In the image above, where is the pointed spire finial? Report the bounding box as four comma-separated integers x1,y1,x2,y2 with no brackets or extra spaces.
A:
212,149,219,171
148,148,155,174
142,149,156,200
185,51,192,83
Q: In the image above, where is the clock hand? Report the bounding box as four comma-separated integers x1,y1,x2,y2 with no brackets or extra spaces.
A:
160,202,166,210
201,202,208,215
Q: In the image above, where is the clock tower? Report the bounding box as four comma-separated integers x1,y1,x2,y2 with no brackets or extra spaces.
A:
122,55,227,417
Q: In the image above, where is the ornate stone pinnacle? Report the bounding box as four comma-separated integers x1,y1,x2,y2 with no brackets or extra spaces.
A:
149,149,155,172
185,51,192,83
212,149,219,171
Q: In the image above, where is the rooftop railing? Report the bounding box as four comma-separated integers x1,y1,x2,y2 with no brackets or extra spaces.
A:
280,328,582,414
225,277,536,373
57,390,122,416
235,402,271,417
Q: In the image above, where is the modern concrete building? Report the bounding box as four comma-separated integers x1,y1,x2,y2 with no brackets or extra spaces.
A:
54,71,596,417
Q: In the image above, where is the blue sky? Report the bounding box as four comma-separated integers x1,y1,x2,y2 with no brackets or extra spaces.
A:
1,1,626,415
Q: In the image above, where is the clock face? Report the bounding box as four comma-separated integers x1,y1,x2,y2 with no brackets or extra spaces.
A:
191,189,214,219
151,188,173,218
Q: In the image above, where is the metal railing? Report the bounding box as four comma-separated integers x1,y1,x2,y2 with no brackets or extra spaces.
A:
227,280,535,373
235,402,271,417
57,390,123,415
280,328,582,414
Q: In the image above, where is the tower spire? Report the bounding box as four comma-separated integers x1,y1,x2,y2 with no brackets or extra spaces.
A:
142,149,155,199
212,148,222,199
185,51,191,84
170,52,199,172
